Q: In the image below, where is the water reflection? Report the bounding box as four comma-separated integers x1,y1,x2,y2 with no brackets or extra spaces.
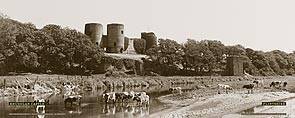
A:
102,103,149,117
65,105,82,114
0,84,195,118
35,99,45,118
33,94,50,118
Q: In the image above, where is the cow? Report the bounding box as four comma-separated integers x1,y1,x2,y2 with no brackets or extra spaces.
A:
124,91,135,102
115,92,130,103
102,92,116,103
253,80,264,88
270,81,287,89
169,87,182,94
64,95,82,106
34,99,46,115
283,82,287,87
270,81,282,88
133,93,149,106
217,84,233,94
243,84,255,94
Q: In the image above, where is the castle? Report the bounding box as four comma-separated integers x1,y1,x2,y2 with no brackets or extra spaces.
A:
84,23,157,54
84,23,244,76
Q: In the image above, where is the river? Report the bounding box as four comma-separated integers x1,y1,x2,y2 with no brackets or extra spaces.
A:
0,85,195,118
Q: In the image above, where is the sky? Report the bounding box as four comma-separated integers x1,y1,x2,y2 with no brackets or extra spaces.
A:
0,0,295,52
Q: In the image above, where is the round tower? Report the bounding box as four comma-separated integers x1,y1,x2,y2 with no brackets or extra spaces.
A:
84,23,103,47
141,32,157,50
106,23,124,53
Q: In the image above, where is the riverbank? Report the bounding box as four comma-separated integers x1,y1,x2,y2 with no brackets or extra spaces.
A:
0,74,267,97
151,76,295,118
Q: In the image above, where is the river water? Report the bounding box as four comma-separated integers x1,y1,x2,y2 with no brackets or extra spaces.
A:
0,85,195,118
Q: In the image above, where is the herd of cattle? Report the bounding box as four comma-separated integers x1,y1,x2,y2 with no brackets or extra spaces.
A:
62,82,150,106
102,91,150,106
218,80,288,94
61,79,289,109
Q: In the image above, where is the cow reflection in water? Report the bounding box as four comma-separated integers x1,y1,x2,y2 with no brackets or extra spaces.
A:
33,95,48,118
65,105,82,114
35,99,45,118
102,103,149,117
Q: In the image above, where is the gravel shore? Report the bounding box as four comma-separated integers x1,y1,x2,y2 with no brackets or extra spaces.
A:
150,76,295,118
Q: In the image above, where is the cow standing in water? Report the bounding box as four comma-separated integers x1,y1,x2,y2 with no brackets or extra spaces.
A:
133,92,150,106
34,98,46,118
102,92,116,103
217,84,233,94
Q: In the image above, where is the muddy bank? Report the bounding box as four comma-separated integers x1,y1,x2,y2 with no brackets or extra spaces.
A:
0,74,239,97
0,74,198,97
0,74,292,97
150,76,295,118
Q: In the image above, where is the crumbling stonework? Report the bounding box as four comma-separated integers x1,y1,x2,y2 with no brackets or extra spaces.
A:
226,56,244,76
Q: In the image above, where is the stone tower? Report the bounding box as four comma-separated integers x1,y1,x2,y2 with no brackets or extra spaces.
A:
141,32,157,50
106,23,125,53
226,56,244,76
84,23,103,47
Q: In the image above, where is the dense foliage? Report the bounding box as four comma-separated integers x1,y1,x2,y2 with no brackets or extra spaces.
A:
146,39,295,76
2,14,295,76
133,38,146,54
0,17,103,75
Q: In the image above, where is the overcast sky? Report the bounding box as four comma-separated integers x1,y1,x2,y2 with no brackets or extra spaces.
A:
1,0,294,52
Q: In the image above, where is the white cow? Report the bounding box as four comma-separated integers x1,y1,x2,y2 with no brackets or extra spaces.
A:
35,99,45,118
103,92,116,103
133,92,149,106
217,84,233,94
169,87,182,94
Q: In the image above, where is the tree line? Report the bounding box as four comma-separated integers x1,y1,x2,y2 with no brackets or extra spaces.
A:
144,39,295,76
1,15,295,76
0,16,103,75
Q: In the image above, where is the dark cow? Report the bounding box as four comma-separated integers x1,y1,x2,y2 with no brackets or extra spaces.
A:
102,92,116,103
64,95,82,106
253,80,264,88
270,81,282,88
243,84,255,94
283,82,287,87
270,81,288,89
115,92,129,103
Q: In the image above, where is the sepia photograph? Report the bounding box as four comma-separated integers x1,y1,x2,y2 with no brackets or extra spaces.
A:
0,0,295,118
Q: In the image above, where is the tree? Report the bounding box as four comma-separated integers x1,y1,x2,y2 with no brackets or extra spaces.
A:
0,17,104,75
133,38,146,54
146,39,183,75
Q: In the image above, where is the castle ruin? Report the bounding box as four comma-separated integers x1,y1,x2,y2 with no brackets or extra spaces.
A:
84,23,157,54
